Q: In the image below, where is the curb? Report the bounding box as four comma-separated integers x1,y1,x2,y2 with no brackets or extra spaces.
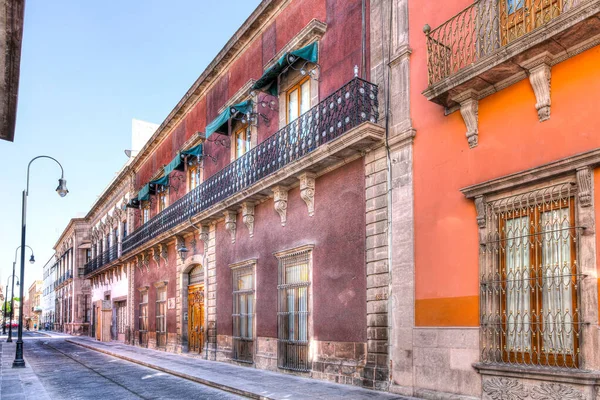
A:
66,339,271,400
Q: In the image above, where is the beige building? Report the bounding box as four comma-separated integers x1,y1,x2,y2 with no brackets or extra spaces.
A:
26,280,43,330
53,218,92,335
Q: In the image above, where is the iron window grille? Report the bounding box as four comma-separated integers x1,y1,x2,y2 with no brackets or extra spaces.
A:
156,286,167,348
480,182,583,369
232,265,255,363
277,248,311,372
139,291,148,347
117,301,127,334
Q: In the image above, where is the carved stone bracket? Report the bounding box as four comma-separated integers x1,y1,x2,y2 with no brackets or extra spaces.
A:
199,225,210,251
522,53,552,122
577,167,592,207
299,172,316,217
190,236,197,254
475,195,486,229
152,245,161,269
135,254,144,274
272,186,289,226
224,211,237,244
241,202,255,238
141,251,150,272
156,243,168,265
452,90,479,148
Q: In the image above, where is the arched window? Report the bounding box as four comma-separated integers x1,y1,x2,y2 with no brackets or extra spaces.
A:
188,265,204,286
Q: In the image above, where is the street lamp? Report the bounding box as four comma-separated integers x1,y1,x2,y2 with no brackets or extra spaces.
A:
7,245,33,342
3,274,20,336
13,156,67,368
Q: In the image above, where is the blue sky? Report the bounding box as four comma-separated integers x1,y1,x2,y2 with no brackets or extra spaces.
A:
0,0,261,292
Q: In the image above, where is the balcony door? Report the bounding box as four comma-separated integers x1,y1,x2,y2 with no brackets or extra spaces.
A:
187,284,204,354
500,0,561,45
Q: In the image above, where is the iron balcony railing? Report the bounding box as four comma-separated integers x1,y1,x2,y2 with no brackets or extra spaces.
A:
122,77,379,255
53,271,73,289
84,243,119,276
425,0,588,85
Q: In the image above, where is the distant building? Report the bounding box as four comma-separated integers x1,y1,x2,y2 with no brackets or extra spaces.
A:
26,280,42,330
53,218,91,335
42,256,55,328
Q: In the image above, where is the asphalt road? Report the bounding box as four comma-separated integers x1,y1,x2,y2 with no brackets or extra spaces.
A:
20,332,245,400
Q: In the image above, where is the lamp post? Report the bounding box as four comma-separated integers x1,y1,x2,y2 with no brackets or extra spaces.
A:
13,156,68,368
3,275,20,336
7,246,34,342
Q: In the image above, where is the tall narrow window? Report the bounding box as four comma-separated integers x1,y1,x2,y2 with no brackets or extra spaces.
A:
286,77,311,123
139,290,148,347
235,126,251,159
188,162,202,191
122,221,128,238
232,264,255,363
277,247,311,371
85,249,91,264
480,184,580,368
142,203,150,224
156,286,167,348
157,186,168,213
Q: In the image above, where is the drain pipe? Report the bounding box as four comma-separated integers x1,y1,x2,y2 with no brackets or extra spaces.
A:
188,217,210,360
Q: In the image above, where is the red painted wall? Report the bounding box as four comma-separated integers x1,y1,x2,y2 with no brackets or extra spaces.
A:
409,0,600,326
216,158,367,342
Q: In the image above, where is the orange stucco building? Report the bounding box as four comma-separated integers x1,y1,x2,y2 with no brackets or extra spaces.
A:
376,0,600,398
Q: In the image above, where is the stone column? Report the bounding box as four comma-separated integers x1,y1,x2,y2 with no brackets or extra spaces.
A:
205,223,218,360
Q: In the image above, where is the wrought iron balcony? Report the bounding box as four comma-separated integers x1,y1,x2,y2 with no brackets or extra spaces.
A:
423,0,600,107
122,77,380,256
84,244,119,276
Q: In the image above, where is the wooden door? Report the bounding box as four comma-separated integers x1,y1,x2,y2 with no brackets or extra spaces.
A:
500,0,561,45
187,285,204,353
95,306,101,341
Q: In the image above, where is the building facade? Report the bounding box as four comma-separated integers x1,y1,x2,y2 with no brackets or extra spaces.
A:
26,280,42,330
374,0,600,398
49,0,600,397
42,256,56,329
53,218,92,335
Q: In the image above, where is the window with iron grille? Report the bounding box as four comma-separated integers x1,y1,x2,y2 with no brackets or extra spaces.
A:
139,291,148,345
156,286,167,348
277,247,311,372
480,183,582,368
232,264,254,363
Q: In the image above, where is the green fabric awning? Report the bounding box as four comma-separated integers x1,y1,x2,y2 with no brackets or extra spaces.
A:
150,175,169,187
205,100,253,138
181,143,203,157
164,153,184,176
251,42,319,95
137,183,151,202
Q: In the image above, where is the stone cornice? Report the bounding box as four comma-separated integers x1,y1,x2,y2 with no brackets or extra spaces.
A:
87,167,134,223
53,218,88,250
460,148,600,199
130,0,289,174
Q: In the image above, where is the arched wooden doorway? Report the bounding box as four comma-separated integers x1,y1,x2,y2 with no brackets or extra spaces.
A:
187,265,204,354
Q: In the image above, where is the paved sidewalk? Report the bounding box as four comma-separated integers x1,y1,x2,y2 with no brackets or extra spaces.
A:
0,341,50,400
68,337,413,400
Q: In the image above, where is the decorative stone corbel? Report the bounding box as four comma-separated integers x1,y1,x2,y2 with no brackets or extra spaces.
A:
241,202,255,238
152,245,161,269
522,54,552,122
474,196,486,229
452,90,479,148
158,243,168,265
299,172,316,216
141,251,150,272
272,186,289,226
199,225,210,251
224,211,237,244
135,254,144,274
577,167,592,207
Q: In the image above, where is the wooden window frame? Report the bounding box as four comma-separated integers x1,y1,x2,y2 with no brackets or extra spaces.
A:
142,202,150,224
187,162,203,192
285,76,311,124
232,263,255,363
157,185,168,213
234,125,252,160
139,290,148,347
155,286,167,348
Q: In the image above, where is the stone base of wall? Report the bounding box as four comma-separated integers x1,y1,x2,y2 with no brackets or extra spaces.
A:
60,323,90,336
477,364,600,400
255,336,278,371
216,335,232,362
411,327,480,399
312,341,367,386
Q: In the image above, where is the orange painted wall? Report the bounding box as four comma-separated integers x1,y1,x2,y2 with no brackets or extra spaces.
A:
409,1,600,326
